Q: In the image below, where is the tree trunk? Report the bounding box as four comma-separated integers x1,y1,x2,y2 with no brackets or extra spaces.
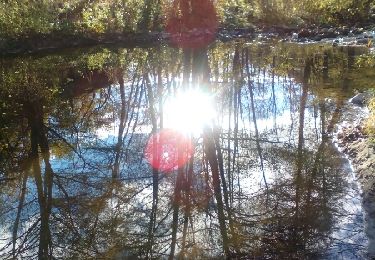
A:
203,130,230,256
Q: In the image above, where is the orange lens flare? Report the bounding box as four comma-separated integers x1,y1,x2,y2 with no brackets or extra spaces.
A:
145,129,193,172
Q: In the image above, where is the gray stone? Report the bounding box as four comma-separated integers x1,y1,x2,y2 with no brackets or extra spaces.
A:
350,93,371,106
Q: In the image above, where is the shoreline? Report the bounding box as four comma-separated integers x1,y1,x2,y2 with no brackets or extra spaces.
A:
1,24,374,56
335,100,375,195
335,95,375,258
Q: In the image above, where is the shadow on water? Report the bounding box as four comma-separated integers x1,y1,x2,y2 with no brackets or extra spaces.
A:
0,40,374,259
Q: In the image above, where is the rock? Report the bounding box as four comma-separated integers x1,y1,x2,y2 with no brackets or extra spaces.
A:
364,31,374,39
322,31,337,39
312,35,323,41
356,37,370,45
351,28,364,35
320,23,331,29
341,26,350,36
350,92,371,106
298,28,311,38
236,27,255,35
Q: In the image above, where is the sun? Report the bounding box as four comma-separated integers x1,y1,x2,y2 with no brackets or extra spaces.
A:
145,89,215,172
163,89,216,135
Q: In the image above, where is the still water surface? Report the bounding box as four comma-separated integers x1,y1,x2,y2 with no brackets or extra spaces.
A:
0,41,374,259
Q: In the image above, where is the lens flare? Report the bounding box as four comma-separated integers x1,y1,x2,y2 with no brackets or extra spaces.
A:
145,129,193,172
163,89,216,135
145,89,215,171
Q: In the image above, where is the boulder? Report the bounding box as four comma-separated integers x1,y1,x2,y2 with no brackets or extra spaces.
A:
350,92,372,106
298,28,312,38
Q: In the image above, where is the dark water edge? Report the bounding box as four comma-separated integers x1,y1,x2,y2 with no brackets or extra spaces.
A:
0,31,165,56
1,24,374,56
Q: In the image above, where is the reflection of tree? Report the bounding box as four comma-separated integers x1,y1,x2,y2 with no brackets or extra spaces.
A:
145,59,160,258
246,48,269,192
0,43,369,259
294,56,310,235
27,101,54,259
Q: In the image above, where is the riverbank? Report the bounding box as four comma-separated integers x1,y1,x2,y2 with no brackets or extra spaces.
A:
0,31,166,56
335,93,375,258
1,24,374,56
338,125,375,192
335,94,375,194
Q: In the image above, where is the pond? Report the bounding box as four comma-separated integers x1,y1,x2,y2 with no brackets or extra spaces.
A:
0,40,374,259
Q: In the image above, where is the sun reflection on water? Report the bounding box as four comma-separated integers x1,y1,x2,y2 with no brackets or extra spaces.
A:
163,89,216,136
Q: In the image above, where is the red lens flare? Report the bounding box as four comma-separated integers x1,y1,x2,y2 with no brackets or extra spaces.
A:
165,0,218,49
145,129,193,172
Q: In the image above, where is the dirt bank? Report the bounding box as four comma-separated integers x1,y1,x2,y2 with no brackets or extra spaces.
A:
335,94,375,258
335,100,375,193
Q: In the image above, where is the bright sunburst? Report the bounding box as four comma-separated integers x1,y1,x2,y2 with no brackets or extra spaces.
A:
163,89,216,135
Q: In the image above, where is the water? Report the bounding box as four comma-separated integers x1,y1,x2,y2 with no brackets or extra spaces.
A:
0,40,374,259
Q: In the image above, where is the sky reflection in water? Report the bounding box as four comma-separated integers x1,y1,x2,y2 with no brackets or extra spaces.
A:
0,42,373,259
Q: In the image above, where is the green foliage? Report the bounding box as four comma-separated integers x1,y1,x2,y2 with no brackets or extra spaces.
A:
0,0,57,37
0,0,146,38
82,3,111,33
353,53,375,142
356,54,375,68
307,0,372,24
251,0,372,25
217,0,255,28
0,0,373,39
80,0,144,33
352,53,375,91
